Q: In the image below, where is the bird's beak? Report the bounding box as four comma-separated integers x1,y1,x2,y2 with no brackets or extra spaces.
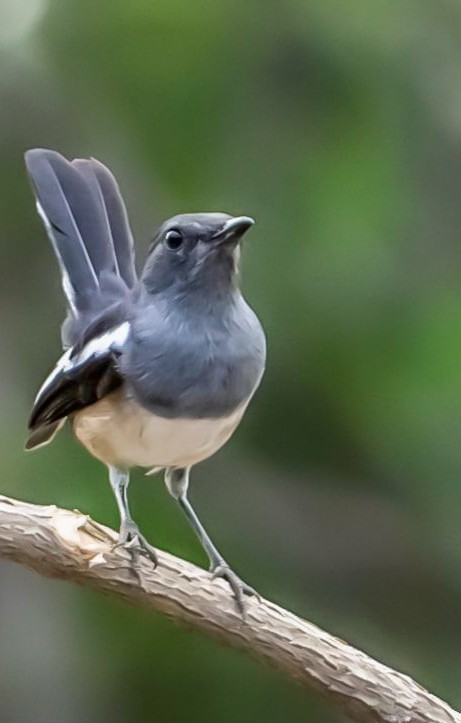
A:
211,216,255,244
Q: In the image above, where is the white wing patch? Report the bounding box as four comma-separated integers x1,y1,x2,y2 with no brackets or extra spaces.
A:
76,321,130,364
34,322,130,404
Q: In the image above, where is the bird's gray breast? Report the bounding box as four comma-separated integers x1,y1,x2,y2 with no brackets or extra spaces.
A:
120,295,266,419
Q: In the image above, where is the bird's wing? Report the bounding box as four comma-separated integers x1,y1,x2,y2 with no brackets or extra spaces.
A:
26,320,130,450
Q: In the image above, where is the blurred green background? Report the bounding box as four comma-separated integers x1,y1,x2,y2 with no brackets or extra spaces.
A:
1,0,461,721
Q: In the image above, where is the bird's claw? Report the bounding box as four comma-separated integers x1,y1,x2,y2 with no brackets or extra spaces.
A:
211,562,260,615
112,521,158,568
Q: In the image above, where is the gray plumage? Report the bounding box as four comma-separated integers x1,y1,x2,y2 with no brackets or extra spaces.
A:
73,157,137,287
25,149,136,345
124,275,265,420
25,148,266,612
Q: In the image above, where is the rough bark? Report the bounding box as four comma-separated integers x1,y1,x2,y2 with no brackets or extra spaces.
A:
0,494,458,723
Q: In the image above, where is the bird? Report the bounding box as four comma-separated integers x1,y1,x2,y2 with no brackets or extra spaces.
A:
24,148,266,612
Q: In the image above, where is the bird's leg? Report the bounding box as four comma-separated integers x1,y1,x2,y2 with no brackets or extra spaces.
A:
108,466,158,566
165,467,259,614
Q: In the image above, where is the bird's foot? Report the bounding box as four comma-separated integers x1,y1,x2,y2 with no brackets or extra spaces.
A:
210,561,260,616
113,520,158,568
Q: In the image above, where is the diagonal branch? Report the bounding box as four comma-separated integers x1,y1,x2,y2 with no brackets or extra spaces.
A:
0,494,458,723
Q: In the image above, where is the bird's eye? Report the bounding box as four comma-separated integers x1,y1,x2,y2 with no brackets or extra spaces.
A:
165,229,183,251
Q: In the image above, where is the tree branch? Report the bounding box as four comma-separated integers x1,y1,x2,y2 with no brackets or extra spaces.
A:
0,494,458,723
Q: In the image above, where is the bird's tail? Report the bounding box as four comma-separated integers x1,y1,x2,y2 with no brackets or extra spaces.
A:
25,149,137,318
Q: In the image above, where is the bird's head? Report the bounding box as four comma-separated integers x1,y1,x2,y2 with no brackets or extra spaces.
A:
141,213,254,296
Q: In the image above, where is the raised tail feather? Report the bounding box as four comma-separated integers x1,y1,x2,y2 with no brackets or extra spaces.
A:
24,149,137,315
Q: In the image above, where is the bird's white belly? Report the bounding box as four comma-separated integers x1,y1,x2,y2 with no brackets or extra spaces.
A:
73,390,246,469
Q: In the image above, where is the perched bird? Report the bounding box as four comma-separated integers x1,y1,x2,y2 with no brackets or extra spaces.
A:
25,149,266,611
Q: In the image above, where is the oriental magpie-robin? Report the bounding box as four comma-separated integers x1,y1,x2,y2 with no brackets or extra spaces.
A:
24,149,266,611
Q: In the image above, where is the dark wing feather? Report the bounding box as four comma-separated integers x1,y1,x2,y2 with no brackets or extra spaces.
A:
26,321,130,449
25,421,65,451
28,354,118,429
